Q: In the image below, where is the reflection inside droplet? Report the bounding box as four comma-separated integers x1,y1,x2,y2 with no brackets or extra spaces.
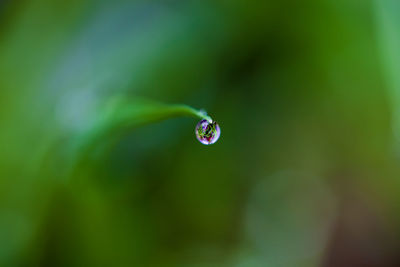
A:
195,119,221,145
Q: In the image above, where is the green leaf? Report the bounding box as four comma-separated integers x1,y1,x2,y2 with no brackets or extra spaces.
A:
67,96,213,171
375,0,400,139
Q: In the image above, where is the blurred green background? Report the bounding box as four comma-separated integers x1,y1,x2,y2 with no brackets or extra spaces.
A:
1,0,400,266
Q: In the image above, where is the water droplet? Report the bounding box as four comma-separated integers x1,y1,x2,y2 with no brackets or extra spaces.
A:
195,119,221,145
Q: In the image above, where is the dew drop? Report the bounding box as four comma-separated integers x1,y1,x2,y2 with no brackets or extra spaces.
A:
195,119,221,145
